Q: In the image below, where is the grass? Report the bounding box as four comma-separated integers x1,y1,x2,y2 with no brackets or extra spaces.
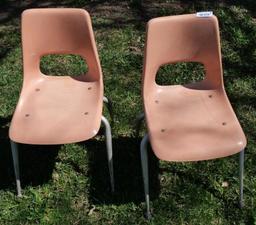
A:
0,1,256,224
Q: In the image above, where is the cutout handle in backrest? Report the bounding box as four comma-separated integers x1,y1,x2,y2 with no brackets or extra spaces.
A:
143,14,223,88
22,9,101,81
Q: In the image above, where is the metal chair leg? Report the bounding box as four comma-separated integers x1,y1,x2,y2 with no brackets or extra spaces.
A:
140,134,151,219
101,116,114,192
10,140,22,197
103,96,114,122
239,149,245,208
134,112,145,137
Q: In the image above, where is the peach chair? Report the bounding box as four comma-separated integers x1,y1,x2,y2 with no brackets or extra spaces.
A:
9,8,114,196
137,14,247,219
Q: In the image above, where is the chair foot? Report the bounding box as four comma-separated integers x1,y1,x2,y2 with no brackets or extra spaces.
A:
144,210,152,220
144,193,152,220
101,116,115,193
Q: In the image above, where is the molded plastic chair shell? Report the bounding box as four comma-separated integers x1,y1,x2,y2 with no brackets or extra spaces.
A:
9,8,103,144
9,9,115,196
142,14,247,161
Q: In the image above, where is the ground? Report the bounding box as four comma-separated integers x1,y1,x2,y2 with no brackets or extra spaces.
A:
0,0,256,224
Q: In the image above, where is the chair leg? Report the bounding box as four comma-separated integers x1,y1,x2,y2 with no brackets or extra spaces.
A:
10,140,22,197
103,96,114,122
134,112,145,137
140,134,151,219
239,149,245,208
101,116,114,192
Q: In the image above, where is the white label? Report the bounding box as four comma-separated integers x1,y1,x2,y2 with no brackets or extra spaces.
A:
196,11,213,17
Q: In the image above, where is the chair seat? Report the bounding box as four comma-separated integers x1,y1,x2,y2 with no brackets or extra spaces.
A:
9,75,103,144
145,82,246,161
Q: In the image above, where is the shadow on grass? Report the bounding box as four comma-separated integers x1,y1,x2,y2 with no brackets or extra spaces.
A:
0,116,60,191
0,114,160,205
81,135,160,205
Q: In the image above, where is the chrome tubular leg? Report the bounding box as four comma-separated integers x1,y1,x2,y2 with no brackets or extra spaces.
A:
103,96,114,122
10,140,22,197
140,134,151,219
101,116,114,192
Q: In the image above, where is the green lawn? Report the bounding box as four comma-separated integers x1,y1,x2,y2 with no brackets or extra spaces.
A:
0,1,256,224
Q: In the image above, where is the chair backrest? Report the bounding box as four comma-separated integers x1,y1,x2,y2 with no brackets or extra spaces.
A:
22,8,101,81
143,14,223,90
